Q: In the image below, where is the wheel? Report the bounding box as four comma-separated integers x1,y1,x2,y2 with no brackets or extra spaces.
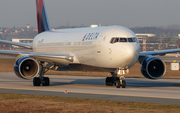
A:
106,77,113,86
33,77,41,86
42,77,50,86
122,80,126,88
113,77,120,86
116,80,120,88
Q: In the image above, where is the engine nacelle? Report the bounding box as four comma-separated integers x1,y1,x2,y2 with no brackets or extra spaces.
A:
141,57,166,79
14,57,39,79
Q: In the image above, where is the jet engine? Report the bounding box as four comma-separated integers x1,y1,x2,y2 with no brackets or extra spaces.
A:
14,57,39,79
141,56,166,79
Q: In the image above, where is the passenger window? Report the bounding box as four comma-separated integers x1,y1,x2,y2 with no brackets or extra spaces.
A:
120,38,127,42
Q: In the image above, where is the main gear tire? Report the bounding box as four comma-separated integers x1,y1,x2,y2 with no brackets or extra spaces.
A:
106,77,113,86
33,77,41,86
42,77,50,86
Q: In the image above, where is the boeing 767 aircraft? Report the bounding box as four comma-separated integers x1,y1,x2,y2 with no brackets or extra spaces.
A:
0,0,180,88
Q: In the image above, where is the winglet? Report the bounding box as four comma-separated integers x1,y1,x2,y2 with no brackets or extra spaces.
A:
36,0,51,34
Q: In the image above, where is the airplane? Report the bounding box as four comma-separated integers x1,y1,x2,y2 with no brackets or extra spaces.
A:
0,0,180,88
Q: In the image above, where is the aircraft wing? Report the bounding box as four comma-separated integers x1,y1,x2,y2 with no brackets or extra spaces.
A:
139,48,180,56
0,50,74,66
138,48,180,63
0,40,32,49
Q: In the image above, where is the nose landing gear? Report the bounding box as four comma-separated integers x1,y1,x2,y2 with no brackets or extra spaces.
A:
106,69,128,88
115,77,126,88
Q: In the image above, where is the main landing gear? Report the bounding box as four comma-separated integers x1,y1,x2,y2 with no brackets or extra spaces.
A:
33,62,50,86
106,69,128,88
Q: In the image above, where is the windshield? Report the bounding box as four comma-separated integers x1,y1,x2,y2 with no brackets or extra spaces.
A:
110,37,137,44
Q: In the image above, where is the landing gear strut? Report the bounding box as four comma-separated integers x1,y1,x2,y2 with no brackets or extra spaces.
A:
33,62,50,86
106,69,128,88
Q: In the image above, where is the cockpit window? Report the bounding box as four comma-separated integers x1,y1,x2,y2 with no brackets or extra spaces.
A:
110,37,120,43
128,38,133,42
110,38,115,43
110,37,137,44
128,38,136,42
120,38,127,42
114,38,119,43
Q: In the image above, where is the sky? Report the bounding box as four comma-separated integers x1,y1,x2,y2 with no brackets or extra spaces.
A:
1,0,180,28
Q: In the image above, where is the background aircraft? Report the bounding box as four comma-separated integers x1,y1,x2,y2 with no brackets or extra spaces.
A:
0,0,180,88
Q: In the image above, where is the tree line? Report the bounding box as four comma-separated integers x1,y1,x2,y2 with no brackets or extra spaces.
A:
130,25,180,36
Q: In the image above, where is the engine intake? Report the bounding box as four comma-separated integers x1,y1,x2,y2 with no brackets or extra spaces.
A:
14,57,39,79
141,57,166,79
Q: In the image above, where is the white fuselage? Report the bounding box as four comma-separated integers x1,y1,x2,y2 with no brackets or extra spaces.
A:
33,26,140,71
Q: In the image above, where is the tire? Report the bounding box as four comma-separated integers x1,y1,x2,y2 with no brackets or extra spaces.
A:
42,77,50,86
33,77,41,86
116,80,120,88
106,77,113,86
122,80,126,88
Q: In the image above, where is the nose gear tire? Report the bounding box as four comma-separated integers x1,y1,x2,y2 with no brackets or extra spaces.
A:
116,80,120,88
122,80,126,88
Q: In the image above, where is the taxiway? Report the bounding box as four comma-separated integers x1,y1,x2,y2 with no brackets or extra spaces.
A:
0,72,180,105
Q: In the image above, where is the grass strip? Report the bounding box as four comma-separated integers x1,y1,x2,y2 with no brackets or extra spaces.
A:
0,93,180,113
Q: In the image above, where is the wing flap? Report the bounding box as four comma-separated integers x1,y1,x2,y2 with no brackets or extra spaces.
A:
0,50,73,66
0,40,33,49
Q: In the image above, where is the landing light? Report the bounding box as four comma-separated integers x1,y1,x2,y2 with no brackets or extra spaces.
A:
67,56,73,62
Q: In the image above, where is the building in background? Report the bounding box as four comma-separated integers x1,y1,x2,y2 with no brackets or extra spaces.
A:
12,39,33,48
136,33,156,41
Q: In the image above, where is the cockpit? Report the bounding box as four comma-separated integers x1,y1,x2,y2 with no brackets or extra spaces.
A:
110,37,137,44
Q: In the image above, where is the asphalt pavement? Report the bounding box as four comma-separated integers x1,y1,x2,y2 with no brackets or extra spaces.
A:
0,72,180,105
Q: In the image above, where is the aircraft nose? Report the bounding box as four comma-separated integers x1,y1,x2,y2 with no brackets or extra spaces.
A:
120,44,139,68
